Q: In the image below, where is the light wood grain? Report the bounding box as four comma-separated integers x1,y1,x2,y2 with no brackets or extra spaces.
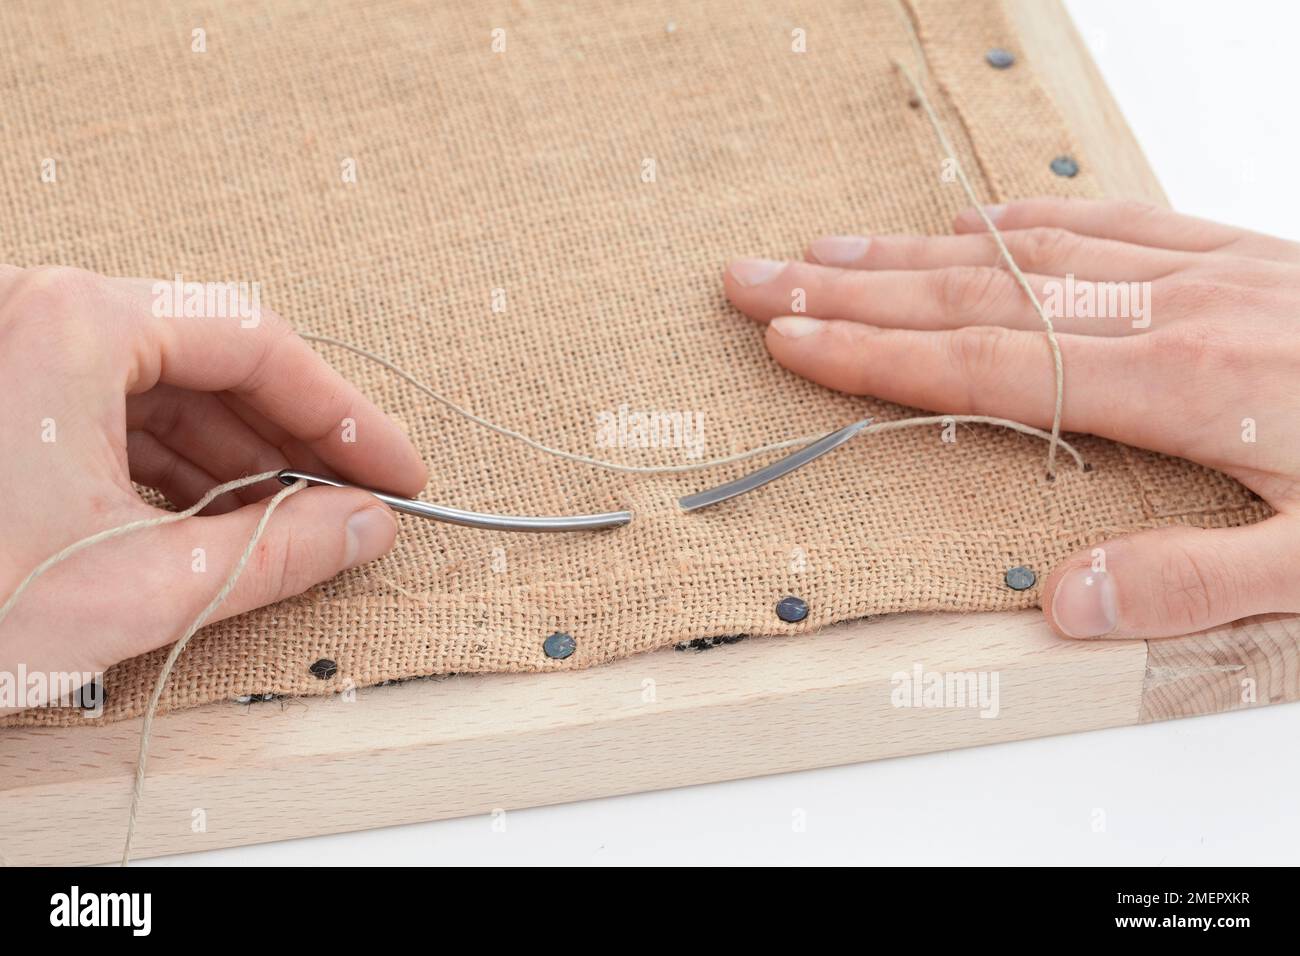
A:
1141,614,1300,722
1008,0,1167,204
4,0,1299,867
1,611,1149,865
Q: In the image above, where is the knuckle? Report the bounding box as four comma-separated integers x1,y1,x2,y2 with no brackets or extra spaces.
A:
247,539,287,609
14,265,100,309
1145,323,1240,377
242,319,296,393
249,301,285,334
1154,323,1216,364
278,525,327,600
0,266,105,354
1113,199,1160,222
1169,270,1275,319
933,266,1013,318
249,526,316,607
153,446,180,491
946,325,1014,410
146,394,188,443
1020,227,1079,268
1152,544,1226,631
1160,276,1227,313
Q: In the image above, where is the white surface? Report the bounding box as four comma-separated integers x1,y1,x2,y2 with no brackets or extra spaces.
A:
1071,0,1300,241
148,705,1298,866
146,0,1300,865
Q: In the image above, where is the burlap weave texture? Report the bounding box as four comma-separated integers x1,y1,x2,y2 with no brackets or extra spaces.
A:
0,0,1267,724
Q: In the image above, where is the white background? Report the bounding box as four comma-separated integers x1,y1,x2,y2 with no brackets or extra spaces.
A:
148,0,1300,865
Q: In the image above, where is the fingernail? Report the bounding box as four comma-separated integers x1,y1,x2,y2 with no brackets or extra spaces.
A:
769,316,824,338
344,506,395,570
1051,566,1118,638
728,258,786,286
808,236,870,266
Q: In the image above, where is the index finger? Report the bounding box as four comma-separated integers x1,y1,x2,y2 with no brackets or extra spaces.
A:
106,275,428,495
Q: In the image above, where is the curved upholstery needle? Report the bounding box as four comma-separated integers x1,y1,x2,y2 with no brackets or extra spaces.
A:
678,419,871,512
276,470,632,532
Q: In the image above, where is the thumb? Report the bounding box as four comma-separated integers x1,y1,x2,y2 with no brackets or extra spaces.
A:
1043,517,1300,639
159,485,397,630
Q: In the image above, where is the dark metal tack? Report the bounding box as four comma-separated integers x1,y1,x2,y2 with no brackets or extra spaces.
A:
985,47,1016,69
1004,566,1037,591
543,631,576,660
309,658,338,680
775,595,809,623
1050,155,1080,178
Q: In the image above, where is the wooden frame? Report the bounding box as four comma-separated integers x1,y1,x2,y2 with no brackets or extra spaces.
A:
3,0,1297,866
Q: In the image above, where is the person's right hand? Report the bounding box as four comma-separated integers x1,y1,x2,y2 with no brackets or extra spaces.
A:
722,198,1300,640
0,266,427,709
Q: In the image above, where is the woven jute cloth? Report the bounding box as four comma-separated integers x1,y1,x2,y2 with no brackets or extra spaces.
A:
1,0,1267,725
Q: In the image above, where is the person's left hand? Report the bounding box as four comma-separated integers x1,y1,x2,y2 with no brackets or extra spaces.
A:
721,198,1300,641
